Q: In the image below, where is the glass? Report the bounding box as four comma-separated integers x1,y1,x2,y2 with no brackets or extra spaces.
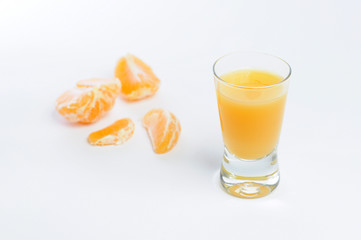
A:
213,52,291,198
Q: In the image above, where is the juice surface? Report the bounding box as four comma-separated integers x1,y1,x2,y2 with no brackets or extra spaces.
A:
216,69,287,159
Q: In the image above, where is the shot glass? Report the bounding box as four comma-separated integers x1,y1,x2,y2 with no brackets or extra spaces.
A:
213,52,291,198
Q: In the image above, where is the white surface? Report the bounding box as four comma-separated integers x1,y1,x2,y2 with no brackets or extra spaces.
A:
1,0,361,239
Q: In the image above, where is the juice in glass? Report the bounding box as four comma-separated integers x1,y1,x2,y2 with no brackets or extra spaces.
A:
213,52,291,198
217,69,287,159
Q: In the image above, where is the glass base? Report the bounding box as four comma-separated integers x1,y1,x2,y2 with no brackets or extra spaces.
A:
220,148,280,199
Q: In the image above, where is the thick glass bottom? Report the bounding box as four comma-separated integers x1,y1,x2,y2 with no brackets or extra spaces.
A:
220,147,280,199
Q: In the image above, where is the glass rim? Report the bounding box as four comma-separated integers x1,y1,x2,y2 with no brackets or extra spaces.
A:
213,51,292,89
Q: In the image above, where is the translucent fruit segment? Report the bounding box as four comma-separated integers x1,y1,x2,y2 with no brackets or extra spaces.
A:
56,87,95,123
77,78,121,96
143,109,181,154
88,118,135,146
115,54,160,101
56,78,121,123
76,78,121,112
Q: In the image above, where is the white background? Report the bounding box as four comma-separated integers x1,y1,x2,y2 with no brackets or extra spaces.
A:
1,0,361,239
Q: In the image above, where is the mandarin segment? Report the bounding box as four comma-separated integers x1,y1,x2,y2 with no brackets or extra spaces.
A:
56,87,98,123
55,78,121,123
76,78,121,98
143,109,181,154
115,54,160,101
88,118,135,146
77,78,121,112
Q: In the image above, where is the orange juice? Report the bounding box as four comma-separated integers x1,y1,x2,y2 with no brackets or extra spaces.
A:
216,69,287,159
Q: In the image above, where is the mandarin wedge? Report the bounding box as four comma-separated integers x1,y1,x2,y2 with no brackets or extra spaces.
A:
56,78,121,123
143,109,181,154
77,78,121,112
115,54,160,101
88,118,135,146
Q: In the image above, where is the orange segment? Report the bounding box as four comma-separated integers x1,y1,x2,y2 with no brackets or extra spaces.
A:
88,118,135,146
143,109,181,154
77,78,121,95
56,78,121,123
115,54,160,101
76,78,121,112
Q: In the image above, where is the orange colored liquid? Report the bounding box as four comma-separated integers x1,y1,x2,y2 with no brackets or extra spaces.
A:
216,69,287,159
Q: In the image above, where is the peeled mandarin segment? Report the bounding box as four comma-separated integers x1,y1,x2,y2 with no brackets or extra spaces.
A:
143,109,181,154
88,118,135,146
55,78,121,123
56,87,97,123
115,54,160,101
76,78,121,112
76,78,121,97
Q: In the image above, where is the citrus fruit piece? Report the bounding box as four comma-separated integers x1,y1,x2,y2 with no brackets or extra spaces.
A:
143,109,181,154
56,78,121,123
88,118,135,146
76,78,121,112
115,54,160,101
